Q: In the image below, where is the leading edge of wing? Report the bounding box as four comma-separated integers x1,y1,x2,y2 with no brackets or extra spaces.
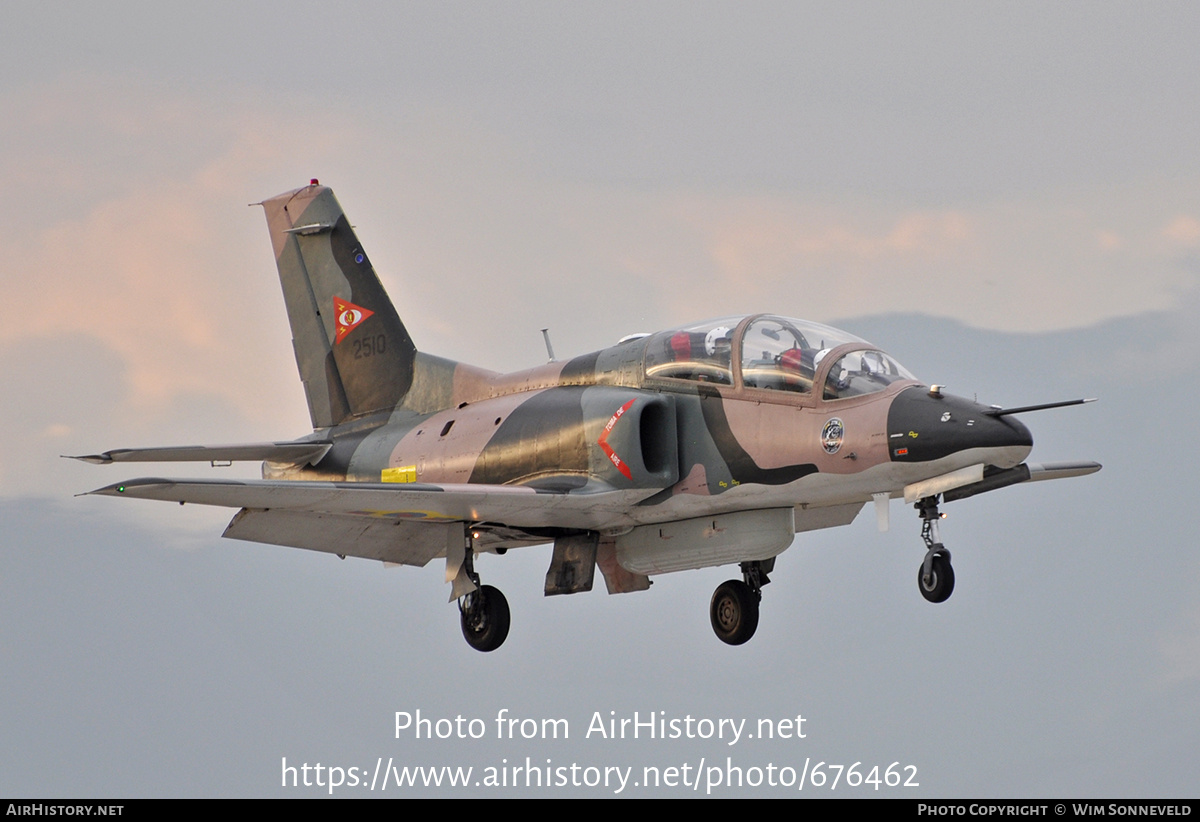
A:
86,477,636,531
66,442,332,465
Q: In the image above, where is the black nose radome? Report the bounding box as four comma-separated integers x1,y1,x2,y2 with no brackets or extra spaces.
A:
887,387,1033,464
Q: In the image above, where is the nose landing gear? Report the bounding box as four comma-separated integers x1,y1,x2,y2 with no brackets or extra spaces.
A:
918,552,955,603
915,496,955,603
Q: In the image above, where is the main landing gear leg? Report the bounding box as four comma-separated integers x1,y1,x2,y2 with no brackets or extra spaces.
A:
915,496,955,604
709,558,773,645
457,537,510,652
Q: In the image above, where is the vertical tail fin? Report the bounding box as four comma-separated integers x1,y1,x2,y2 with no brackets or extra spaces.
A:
261,183,417,428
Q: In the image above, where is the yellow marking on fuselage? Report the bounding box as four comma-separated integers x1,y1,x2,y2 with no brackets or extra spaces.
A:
381,465,418,483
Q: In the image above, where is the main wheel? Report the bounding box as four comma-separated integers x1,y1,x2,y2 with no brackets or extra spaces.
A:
460,585,511,652
917,554,955,603
710,580,759,645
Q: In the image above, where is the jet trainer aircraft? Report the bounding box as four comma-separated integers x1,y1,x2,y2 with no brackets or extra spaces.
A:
77,182,1101,651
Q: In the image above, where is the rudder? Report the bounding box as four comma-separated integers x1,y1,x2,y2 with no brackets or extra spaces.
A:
261,183,417,428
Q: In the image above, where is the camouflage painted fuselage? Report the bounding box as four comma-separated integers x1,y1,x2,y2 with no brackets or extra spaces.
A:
86,182,1094,611
79,183,1102,650
257,185,1034,561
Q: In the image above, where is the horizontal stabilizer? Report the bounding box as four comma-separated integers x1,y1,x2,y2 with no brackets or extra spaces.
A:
67,442,332,466
283,222,335,235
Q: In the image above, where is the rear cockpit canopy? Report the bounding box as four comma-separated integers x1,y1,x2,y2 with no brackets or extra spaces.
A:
642,314,916,399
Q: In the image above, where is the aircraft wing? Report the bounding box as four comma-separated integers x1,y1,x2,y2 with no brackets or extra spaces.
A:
1023,461,1104,481
87,477,649,567
67,442,332,465
87,477,640,531
942,460,1101,503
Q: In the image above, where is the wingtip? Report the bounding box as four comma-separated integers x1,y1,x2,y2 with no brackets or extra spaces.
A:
1025,460,1103,481
86,482,127,496
64,454,112,465
86,479,166,496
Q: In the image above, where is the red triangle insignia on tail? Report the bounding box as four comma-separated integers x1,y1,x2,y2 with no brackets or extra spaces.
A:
333,297,374,344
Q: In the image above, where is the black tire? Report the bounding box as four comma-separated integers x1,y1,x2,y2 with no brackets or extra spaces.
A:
917,554,955,603
460,585,511,652
710,580,759,645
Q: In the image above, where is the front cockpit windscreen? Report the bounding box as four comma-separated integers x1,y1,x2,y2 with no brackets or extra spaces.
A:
822,349,915,400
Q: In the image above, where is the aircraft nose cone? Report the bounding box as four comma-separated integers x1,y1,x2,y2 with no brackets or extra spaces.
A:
887,387,1033,466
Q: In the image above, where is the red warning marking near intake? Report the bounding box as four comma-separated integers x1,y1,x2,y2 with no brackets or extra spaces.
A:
334,297,374,344
598,399,637,480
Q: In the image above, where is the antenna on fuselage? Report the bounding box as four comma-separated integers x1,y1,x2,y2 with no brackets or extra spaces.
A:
540,328,557,363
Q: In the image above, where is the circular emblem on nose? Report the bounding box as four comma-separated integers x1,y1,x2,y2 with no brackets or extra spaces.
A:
822,417,845,454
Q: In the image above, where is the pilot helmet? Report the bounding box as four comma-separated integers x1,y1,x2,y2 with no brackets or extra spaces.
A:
705,326,732,357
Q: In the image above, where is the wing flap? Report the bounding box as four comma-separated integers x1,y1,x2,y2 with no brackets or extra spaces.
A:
223,508,456,566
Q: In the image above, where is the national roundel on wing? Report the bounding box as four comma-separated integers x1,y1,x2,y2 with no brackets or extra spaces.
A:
333,297,374,344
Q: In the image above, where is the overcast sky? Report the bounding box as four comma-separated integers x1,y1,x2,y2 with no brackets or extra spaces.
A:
1,2,1197,797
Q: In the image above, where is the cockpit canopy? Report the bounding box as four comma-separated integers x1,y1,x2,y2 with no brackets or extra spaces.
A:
643,315,916,400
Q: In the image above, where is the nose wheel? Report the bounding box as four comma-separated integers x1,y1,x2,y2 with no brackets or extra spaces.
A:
918,552,955,603
915,496,955,604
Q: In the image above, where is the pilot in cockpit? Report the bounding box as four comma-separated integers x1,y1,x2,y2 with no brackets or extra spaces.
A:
704,326,733,366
